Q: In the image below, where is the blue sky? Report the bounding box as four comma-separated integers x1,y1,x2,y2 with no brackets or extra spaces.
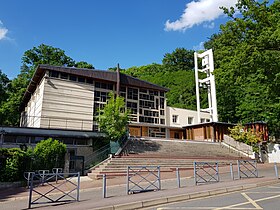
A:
0,0,237,79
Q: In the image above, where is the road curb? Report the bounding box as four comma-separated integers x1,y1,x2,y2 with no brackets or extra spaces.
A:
93,179,280,210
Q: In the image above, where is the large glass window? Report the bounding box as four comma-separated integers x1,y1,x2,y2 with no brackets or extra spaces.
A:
127,101,137,114
127,88,138,100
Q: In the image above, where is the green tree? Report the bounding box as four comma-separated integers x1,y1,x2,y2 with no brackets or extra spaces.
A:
74,61,95,69
205,0,280,136
33,138,66,170
0,70,10,103
97,92,129,141
21,44,75,77
0,70,10,124
0,148,30,182
162,48,195,71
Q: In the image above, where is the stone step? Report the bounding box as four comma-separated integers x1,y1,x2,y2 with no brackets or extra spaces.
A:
88,138,249,180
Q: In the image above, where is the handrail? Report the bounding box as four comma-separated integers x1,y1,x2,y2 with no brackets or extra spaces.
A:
85,134,129,167
115,135,129,156
84,143,111,167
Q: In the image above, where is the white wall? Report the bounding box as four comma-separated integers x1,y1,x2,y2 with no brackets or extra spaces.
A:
268,143,280,163
166,106,211,127
22,77,45,127
40,77,94,130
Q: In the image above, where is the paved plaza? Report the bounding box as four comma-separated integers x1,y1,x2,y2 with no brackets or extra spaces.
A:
0,163,279,210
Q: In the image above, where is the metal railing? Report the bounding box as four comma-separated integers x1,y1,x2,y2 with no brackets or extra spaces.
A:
20,115,94,131
194,162,219,185
84,143,111,167
237,160,258,179
127,166,161,194
27,172,80,209
85,134,129,168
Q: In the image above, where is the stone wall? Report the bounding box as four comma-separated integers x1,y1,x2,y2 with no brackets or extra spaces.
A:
223,135,254,156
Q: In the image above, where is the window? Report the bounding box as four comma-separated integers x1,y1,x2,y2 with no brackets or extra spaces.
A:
160,98,164,109
78,77,85,83
50,71,59,78
127,101,137,114
172,115,178,123
200,118,205,123
160,119,165,125
95,82,101,88
140,89,147,93
95,81,114,90
86,78,93,84
160,110,165,116
128,88,138,100
188,117,193,125
206,119,210,122
69,75,77,81
60,73,68,80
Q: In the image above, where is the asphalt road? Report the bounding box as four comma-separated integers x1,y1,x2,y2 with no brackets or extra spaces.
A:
145,183,280,210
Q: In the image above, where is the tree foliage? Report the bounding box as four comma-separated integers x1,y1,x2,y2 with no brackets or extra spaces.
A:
97,92,129,141
162,48,195,71
205,0,280,136
0,148,30,182
0,70,10,124
229,123,261,150
74,61,95,69
33,138,66,170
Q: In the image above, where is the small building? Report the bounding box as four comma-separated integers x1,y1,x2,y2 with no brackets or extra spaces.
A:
184,122,234,142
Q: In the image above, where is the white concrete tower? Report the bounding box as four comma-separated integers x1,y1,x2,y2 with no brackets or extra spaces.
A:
194,49,218,123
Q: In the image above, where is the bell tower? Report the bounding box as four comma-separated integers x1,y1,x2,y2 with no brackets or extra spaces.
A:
194,49,218,123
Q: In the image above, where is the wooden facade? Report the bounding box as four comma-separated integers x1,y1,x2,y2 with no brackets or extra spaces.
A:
184,122,234,142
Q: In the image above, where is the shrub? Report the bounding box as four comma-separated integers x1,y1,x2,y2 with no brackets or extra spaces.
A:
0,148,31,182
33,138,66,171
229,123,261,152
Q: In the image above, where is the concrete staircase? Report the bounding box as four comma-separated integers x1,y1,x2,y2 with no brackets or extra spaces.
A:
87,138,249,179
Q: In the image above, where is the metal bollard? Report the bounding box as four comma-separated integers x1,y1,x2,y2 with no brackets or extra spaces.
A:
127,166,129,195
194,162,197,185
77,172,80,201
176,168,181,188
230,163,234,180
28,173,34,209
158,166,161,190
274,162,279,179
237,160,240,179
102,174,107,198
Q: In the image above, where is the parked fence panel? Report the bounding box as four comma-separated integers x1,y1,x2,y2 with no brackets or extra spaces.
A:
237,160,258,179
28,172,80,209
194,162,219,185
127,166,161,194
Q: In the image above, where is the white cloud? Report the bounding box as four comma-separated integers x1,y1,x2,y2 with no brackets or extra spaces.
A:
165,0,237,31
0,20,8,40
193,41,205,51
203,22,215,29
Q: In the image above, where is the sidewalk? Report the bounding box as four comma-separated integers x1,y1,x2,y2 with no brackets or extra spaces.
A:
0,163,279,210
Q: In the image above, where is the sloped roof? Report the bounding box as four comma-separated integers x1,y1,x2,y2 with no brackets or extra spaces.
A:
20,64,169,111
